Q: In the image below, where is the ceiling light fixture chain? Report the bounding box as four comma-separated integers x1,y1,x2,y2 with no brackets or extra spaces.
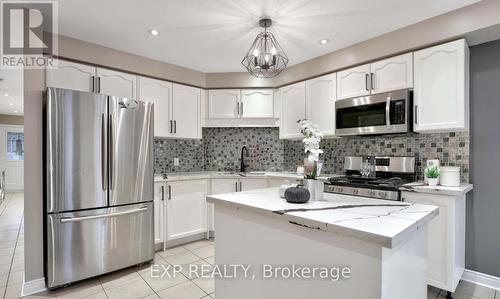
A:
241,18,289,78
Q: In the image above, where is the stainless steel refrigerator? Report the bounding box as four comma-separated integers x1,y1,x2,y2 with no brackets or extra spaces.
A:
44,87,154,289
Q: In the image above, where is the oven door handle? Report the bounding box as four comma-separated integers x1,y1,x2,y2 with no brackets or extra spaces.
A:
385,96,391,128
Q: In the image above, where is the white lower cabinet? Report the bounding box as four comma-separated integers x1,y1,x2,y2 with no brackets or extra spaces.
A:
153,182,166,248
240,178,268,191
402,191,466,293
166,180,208,241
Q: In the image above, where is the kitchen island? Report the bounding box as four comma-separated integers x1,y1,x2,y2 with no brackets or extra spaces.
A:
207,188,439,299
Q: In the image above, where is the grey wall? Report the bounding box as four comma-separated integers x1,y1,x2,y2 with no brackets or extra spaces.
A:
467,39,500,277
0,114,23,125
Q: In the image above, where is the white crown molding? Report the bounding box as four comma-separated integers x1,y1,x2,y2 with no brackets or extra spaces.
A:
21,277,47,297
462,269,500,291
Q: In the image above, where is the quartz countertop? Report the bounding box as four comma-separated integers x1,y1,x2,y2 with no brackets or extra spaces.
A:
154,171,341,182
207,188,439,249
400,182,473,196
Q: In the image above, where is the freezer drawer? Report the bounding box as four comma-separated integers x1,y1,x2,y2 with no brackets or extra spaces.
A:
46,202,154,288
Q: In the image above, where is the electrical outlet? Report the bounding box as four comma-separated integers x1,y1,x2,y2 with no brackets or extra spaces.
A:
173,158,180,166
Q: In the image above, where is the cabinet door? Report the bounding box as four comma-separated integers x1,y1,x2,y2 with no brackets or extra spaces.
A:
96,68,136,99
209,178,239,232
370,53,413,94
138,77,173,137
337,64,370,100
240,89,274,118
413,39,469,133
172,83,201,139
153,182,165,246
279,82,306,139
306,73,337,136
240,178,268,191
46,59,96,92
402,192,453,290
166,180,208,241
208,89,240,119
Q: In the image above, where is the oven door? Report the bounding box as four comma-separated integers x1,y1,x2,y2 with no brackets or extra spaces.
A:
335,89,411,136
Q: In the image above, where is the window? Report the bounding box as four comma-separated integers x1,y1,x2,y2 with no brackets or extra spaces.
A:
7,132,24,161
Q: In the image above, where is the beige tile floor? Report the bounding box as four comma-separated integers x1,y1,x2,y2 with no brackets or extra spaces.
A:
0,193,498,299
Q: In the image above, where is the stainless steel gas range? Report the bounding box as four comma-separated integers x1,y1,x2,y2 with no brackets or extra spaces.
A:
325,156,415,201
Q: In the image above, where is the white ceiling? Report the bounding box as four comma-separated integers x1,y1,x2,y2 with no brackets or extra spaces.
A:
0,70,23,116
59,0,478,73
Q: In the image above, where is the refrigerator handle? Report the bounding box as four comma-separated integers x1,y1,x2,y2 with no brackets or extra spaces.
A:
101,114,107,190
60,207,148,223
109,114,115,190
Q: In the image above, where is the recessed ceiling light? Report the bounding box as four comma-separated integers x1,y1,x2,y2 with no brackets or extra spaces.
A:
4,93,8,97
319,39,329,45
148,29,159,36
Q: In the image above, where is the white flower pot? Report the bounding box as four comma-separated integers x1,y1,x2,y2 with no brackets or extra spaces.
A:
304,179,324,201
427,178,439,186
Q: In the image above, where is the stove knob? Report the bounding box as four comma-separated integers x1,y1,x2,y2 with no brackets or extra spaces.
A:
352,189,359,195
378,191,387,198
369,190,376,196
337,187,344,193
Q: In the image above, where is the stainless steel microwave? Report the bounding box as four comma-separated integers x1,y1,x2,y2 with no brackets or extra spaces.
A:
335,89,412,136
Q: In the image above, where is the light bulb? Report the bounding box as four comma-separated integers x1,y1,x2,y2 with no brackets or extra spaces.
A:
264,55,269,62
253,49,259,57
271,47,277,55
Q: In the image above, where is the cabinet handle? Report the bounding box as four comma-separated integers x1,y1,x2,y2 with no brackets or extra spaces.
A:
97,77,101,93
365,73,369,91
174,120,177,134
240,102,243,117
414,105,418,125
91,76,95,92
239,181,242,192
235,182,238,192
236,103,240,116
371,73,375,90
169,120,173,133
161,186,165,201
168,185,172,200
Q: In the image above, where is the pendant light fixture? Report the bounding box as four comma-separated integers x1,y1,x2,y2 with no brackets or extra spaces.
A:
241,18,288,78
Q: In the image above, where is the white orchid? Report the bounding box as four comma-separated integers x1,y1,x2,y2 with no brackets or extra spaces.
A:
298,119,323,162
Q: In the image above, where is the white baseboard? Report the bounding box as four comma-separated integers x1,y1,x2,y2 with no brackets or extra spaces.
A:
462,269,500,291
21,277,46,297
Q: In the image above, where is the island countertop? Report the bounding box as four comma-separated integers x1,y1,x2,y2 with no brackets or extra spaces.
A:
207,188,439,249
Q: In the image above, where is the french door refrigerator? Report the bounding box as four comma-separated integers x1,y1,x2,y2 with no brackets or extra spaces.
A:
44,87,154,288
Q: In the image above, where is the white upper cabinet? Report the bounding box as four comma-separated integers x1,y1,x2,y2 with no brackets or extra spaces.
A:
172,83,201,139
138,77,173,138
240,89,274,118
337,64,371,100
370,53,413,94
208,89,240,119
279,82,306,139
46,59,96,92
306,73,337,136
413,39,469,133
96,68,136,99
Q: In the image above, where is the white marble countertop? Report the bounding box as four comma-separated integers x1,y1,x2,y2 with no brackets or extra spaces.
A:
400,182,473,196
207,188,439,249
154,171,340,182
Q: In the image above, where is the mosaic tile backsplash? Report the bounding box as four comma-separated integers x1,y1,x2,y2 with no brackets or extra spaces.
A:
284,131,470,182
154,128,469,182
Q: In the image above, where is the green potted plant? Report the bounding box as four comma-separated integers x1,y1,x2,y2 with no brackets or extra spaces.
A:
425,166,440,186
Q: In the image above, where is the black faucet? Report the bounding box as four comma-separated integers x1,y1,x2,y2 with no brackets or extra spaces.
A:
240,146,250,173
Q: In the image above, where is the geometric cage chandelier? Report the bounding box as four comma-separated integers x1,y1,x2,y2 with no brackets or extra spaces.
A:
241,18,289,78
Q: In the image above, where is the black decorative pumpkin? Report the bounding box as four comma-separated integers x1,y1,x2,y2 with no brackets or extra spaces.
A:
284,185,310,204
